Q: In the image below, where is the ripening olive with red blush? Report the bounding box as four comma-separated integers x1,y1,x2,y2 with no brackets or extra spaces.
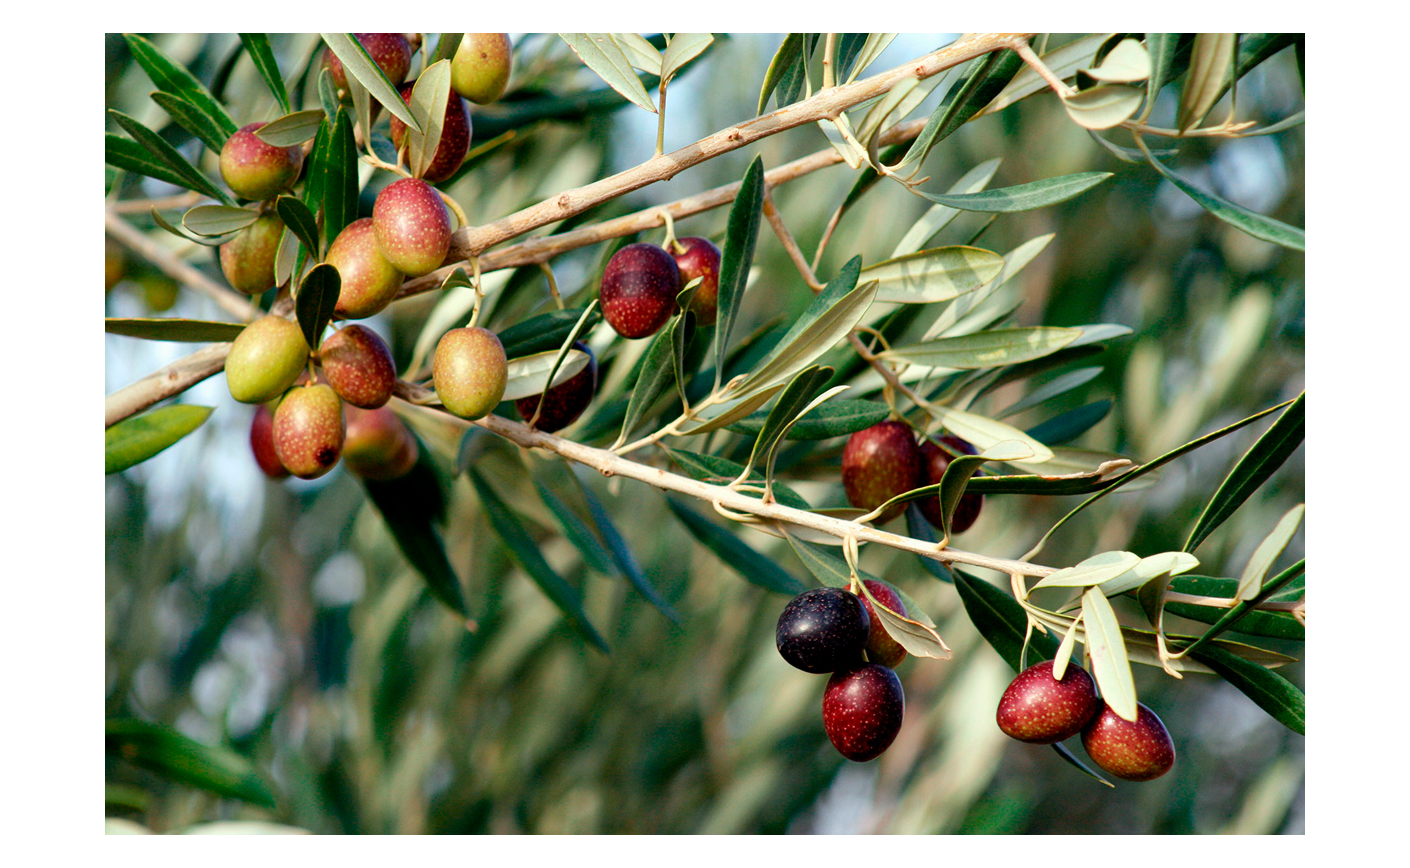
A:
841,421,924,524
599,243,680,339
823,663,905,762
917,435,985,534
995,660,1100,744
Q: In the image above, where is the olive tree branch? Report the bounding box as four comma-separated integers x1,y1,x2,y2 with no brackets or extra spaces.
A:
104,210,257,322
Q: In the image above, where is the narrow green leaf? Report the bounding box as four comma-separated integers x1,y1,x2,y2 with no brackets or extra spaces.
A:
1186,393,1304,553
1236,505,1304,601
406,60,453,180
736,259,874,395
181,204,260,237
742,365,833,479
776,33,818,107
239,34,292,115
663,447,810,511
150,205,225,246
1142,146,1304,250
662,33,713,81
672,282,699,409
1052,742,1116,787
883,327,1080,370
727,398,889,441
784,534,854,588
929,405,1054,465
500,348,591,402
499,308,602,359
996,367,1103,419
275,196,320,260
962,462,1132,497
855,76,919,146
106,405,214,474
615,321,681,446
890,159,1002,258
1032,551,1141,592
918,172,1113,213
1164,565,1305,641
1083,586,1138,721
1024,400,1113,446
255,110,325,147
843,32,897,84
107,111,232,205
983,34,1104,115
899,49,1023,169
320,33,419,131
362,451,468,617
665,497,807,595
578,482,682,623
106,133,190,190
317,67,340,124
1099,550,1199,598
953,569,1059,672
861,245,1005,305
672,383,784,437
106,318,246,343
469,469,610,653
430,32,463,65
610,33,663,73
294,263,339,351
758,34,805,115
149,91,229,153
558,33,658,113
323,110,358,248
534,480,617,576
106,719,274,808
123,34,237,138
1142,34,1181,121
1188,645,1304,734
1177,33,1237,132
714,156,767,389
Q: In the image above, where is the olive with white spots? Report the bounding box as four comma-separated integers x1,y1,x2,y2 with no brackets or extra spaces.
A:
996,660,1100,744
1081,702,1176,782
599,243,680,339
373,178,453,278
272,383,345,480
822,663,905,762
776,587,870,674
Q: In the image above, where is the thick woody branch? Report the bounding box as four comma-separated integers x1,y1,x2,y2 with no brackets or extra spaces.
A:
104,342,232,427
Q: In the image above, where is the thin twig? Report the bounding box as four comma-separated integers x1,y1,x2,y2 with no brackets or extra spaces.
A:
104,342,232,428
762,188,825,291
1010,37,1074,99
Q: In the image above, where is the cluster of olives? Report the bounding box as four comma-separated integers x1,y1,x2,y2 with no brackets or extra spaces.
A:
841,421,985,532
775,583,910,762
995,660,1176,782
598,237,722,339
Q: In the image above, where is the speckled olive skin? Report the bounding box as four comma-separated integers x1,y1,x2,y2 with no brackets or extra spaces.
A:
823,664,905,762
433,327,507,420
451,33,513,104
1081,702,1176,782
515,342,597,432
272,383,345,480
373,179,453,277
220,123,304,202
670,237,722,326
860,580,908,669
327,218,404,320
219,212,284,295
250,403,290,480
917,435,985,534
325,33,412,91
600,243,681,339
390,85,472,183
776,587,870,674
996,660,1100,744
841,421,924,524
343,405,418,481
226,315,310,405
319,325,397,409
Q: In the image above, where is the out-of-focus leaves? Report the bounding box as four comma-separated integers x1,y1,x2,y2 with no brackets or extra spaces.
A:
239,34,292,114
469,469,610,653
997,367,1103,418
559,33,658,113
1188,645,1305,735
1141,144,1304,250
665,497,807,595
180,822,311,835
714,155,766,389
294,263,339,351
106,719,274,808
917,172,1113,213
577,482,682,623
1186,393,1304,553
534,479,617,576
362,445,467,617
1024,400,1113,446
123,34,237,139
149,91,229,153
106,318,246,343
182,204,260,237
105,134,189,190
499,308,602,358
662,447,811,511
882,327,1080,370
954,569,1059,671
320,33,419,130
255,110,325,147
615,321,681,446
107,111,232,205
860,246,1005,305
758,34,805,114
727,398,888,441
106,405,213,473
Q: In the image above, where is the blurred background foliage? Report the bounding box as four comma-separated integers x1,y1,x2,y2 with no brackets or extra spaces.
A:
105,33,1304,834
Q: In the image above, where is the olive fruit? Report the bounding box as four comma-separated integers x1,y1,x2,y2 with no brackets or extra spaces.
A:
514,342,597,432
433,327,507,420
225,315,310,405
822,664,905,762
327,218,404,320
841,421,924,524
670,236,722,326
219,123,304,202
343,405,418,481
373,178,453,278
451,33,513,104
1081,702,1176,782
325,33,412,91
272,383,345,480
917,436,985,534
995,660,1100,744
319,325,397,409
219,212,284,295
249,403,290,480
860,579,908,669
599,243,680,339
105,237,126,291
776,587,870,674
389,85,472,183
